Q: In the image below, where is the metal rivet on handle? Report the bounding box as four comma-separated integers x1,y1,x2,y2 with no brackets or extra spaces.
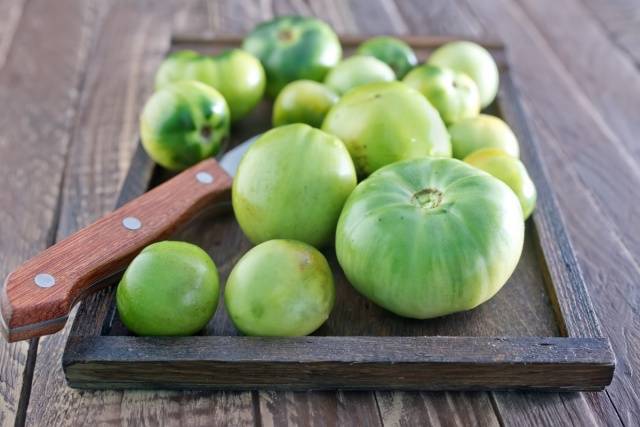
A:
122,216,142,230
34,273,56,288
196,171,214,184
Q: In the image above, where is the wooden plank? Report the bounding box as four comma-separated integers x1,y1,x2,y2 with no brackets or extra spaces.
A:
0,0,100,424
580,0,640,68
458,0,635,424
392,0,622,425
515,0,640,255
0,0,25,71
22,2,250,426
63,336,613,391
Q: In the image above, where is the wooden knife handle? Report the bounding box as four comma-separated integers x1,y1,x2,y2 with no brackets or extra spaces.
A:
1,158,232,342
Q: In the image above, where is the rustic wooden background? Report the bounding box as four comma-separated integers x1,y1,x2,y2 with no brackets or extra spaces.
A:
0,0,638,425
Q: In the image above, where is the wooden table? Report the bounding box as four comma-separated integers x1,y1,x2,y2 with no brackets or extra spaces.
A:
0,0,638,425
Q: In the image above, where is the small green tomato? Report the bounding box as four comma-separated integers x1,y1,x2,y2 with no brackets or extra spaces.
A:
140,81,230,171
356,36,418,78
448,114,519,160
272,80,339,128
403,64,480,125
224,239,335,336
324,56,396,95
116,241,219,336
464,148,537,219
428,41,499,108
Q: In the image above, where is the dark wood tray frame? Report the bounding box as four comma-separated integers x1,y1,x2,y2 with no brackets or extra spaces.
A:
61,36,615,391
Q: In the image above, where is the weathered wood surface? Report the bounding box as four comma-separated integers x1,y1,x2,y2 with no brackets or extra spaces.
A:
0,0,99,425
0,0,637,425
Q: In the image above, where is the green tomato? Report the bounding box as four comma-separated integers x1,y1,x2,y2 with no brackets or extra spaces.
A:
403,64,480,125
428,41,499,108
356,36,417,79
464,148,536,219
224,239,335,336
336,157,524,319
272,80,339,128
140,81,230,171
243,16,342,97
322,81,451,176
324,55,396,95
116,241,219,336
448,114,519,160
154,49,265,121
232,124,357,247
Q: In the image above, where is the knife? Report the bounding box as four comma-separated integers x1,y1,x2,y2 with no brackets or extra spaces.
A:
0,136,258,342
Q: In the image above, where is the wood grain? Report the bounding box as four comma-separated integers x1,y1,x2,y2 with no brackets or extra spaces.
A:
3,0,635,425
63,336,614,391
581,0,640,68
460,0,634,424
0,0,100,424
393,0,623,426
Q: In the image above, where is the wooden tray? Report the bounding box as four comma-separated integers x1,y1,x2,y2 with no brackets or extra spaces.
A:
62,36,615,391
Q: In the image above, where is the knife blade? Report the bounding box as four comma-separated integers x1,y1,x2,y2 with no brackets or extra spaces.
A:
1,135,260,342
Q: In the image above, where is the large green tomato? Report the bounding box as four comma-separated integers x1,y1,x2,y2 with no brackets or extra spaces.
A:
428,41,499,108
272,80,338,128
403,64,480,125
336,158,524,319
356,36,417,79
232,124,357,247
448,114,519,159
322,81,451,176
116,241,219,336
243,16,342,97
140,81,230,170
324,56,396,95
154,49,265,121
224,240,335,336
464,148,537,219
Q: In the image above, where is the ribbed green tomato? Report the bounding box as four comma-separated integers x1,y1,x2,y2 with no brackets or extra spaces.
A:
428,41,499,108
324,56,396,95
225,240,335,336
448,114,519,160
243,16,342,97
140,81,230,171
336,157,524,319
154,49,265,121
464,148,537,219
356,36,417,79
322,81,451,176
403,64,480,125
116,241,219,336
272,80,338,128
232,124,357,247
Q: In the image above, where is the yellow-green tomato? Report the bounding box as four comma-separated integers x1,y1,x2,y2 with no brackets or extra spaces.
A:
448,114,519,160
140,81,230,171
322,81,451,176
224,239,335,336
324,56,396,95
428,41,499,108
464,148,536,219
232,124,357,247
356,36,417,79
116,241,219,336
154,49,265,121
336,158,524,319
403,64,480,125
272,80,339,128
